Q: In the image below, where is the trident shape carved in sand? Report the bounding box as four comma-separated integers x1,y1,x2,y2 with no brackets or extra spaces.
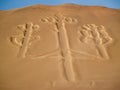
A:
10,15,113,83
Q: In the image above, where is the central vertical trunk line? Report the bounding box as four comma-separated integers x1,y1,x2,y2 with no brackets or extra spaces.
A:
55,17,75,82
61,21,75,82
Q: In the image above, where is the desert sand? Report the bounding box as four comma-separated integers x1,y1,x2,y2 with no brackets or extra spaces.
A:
0,4,120,90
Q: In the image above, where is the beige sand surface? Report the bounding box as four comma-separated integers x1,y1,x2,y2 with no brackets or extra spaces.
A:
0,4,120,90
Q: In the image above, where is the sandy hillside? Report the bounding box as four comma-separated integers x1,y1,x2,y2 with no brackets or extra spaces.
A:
0,4,120,90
